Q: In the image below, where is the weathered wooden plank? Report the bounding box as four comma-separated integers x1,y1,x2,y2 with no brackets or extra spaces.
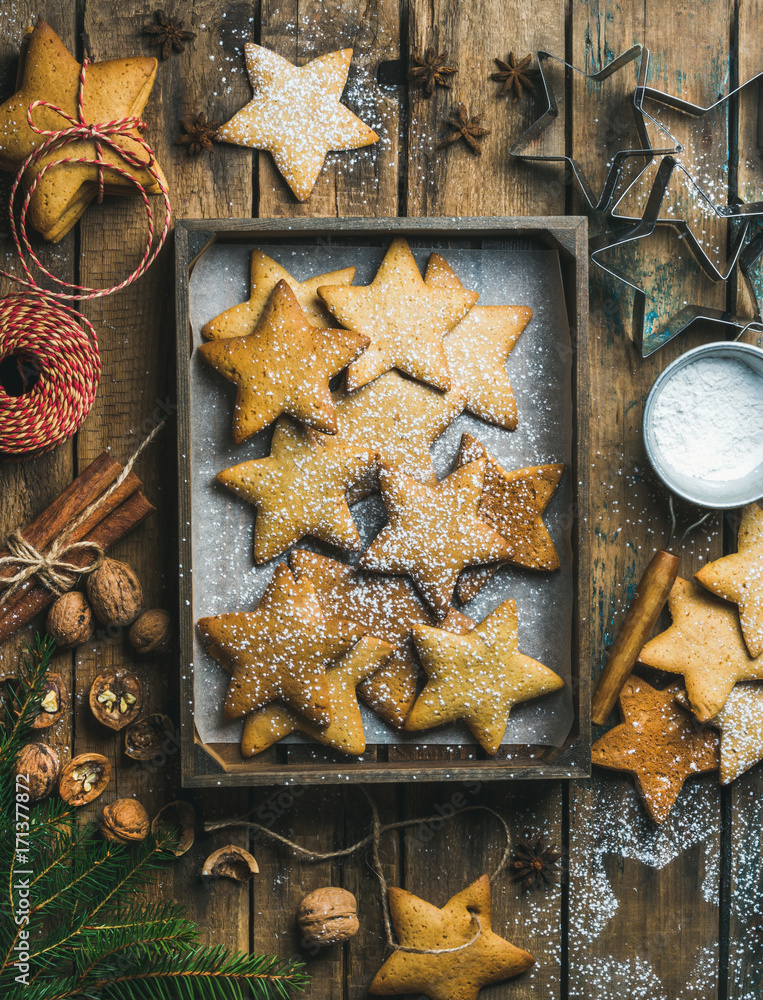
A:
0,4,76,782
567,2,729,998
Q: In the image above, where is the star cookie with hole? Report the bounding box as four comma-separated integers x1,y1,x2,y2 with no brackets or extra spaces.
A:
216,418,376,563
328,370,468,501
241,636,392,756
405,599,564,753
454,433,565,603
695,503,763,657
197,563,366,725
0,19,167,241
424,254,532,429
369,874,535,1000
638,577,763,721
290,550,474,728
591,675,719,823
216,43,378,201
202,250,356,339
197,279,369,442
318,239,478,391
360,461,515,618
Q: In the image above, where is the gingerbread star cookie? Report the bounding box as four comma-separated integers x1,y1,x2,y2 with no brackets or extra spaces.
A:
318,238,478,391
369,875,535,1000
241,636,393,756
202,251,356,339
290,550,474,728
706,682,763,784
216,44,378,201
638,578,763,722
327,370,467,502
454,434,565,603
591,676,719,823
405,600,564,754
695,503,763,657
197,280,369,442
197,564,365,725
425,253,533,430
360,461,514,618
0,20,166,241
216,418,376,563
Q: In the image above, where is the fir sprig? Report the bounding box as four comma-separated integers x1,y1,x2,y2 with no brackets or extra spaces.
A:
0,639,309,1000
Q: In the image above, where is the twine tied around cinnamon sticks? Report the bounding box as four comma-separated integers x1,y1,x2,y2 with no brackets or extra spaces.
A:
205,787,513,956
0,420,165,633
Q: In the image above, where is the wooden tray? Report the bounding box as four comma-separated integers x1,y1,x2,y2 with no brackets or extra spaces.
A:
175,216,590,786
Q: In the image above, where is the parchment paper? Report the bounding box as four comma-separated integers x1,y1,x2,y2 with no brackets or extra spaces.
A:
187,239,575,748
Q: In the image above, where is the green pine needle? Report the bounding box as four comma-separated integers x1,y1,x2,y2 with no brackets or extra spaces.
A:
0,640,310,1000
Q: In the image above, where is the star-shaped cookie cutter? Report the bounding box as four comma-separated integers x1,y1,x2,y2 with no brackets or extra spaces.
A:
509,45,678,212
590,156,763,356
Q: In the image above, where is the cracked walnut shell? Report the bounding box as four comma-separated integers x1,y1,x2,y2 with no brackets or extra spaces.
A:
101,798,150,844
59,752,111,806
151,800,195,856
89,667,142,731
31,672,68,729
124,713,175,761
86,558,143,628
202,845,259,881
297,887,359,946
46,591,93,647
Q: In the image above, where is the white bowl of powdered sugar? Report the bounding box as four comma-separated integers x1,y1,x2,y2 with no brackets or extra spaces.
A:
643,341,763,508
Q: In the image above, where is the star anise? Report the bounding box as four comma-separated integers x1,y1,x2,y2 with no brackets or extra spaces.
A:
437,104,491,155
408,47,458,97
176,113,221,155
143,10,196,60
491,52,537,103
510,832,563,890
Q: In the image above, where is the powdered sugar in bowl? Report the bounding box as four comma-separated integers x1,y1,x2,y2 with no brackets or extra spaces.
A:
643,342,763,508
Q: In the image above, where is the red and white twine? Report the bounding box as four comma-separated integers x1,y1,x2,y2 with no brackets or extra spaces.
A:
0,57,171,460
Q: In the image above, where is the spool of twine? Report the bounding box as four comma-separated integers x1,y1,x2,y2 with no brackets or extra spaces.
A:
0,56,171,461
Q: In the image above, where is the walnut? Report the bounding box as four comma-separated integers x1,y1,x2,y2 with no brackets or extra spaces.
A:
128,609,172,654
202,845,259,881
46,591,93,647
31,672,68,729
86,558,143,628
151,800,195,856
101,798,150,844
15,743,59,801
89,667,142,731
59,752,111,806
124,713,174,761
297,887,359,946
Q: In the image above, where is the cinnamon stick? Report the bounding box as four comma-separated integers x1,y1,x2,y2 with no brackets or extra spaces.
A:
0,491,156,645
0,467,143,617
0,452,122,590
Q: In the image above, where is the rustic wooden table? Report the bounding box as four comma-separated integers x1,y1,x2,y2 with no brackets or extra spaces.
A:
1,2,761,998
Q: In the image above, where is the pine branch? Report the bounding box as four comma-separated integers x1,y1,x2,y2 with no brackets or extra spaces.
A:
0,635,56,772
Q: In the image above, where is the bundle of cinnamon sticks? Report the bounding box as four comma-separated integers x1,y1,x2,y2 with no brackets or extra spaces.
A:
0,453,156,646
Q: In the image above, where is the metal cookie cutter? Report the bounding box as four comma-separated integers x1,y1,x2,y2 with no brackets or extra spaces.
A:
609,155,752,280
590,156,763,356
509,44,678,212
633,71,763,219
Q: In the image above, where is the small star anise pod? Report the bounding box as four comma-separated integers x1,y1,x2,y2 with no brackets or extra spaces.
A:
408,47,458,97
491,52,537,103
511,832,563,890
143,10,196,60
437,104,490,155
176,113,221,155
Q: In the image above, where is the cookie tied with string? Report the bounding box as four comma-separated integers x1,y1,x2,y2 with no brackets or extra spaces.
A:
369,875,535,1000
217,43,378,201
198,280,369,442
0,20,167,242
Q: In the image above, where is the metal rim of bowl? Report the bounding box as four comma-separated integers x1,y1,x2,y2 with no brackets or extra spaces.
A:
642,340,763,509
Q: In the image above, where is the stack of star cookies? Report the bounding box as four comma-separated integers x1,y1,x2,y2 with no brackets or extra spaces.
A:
196,237,568,757
593,502,763,822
